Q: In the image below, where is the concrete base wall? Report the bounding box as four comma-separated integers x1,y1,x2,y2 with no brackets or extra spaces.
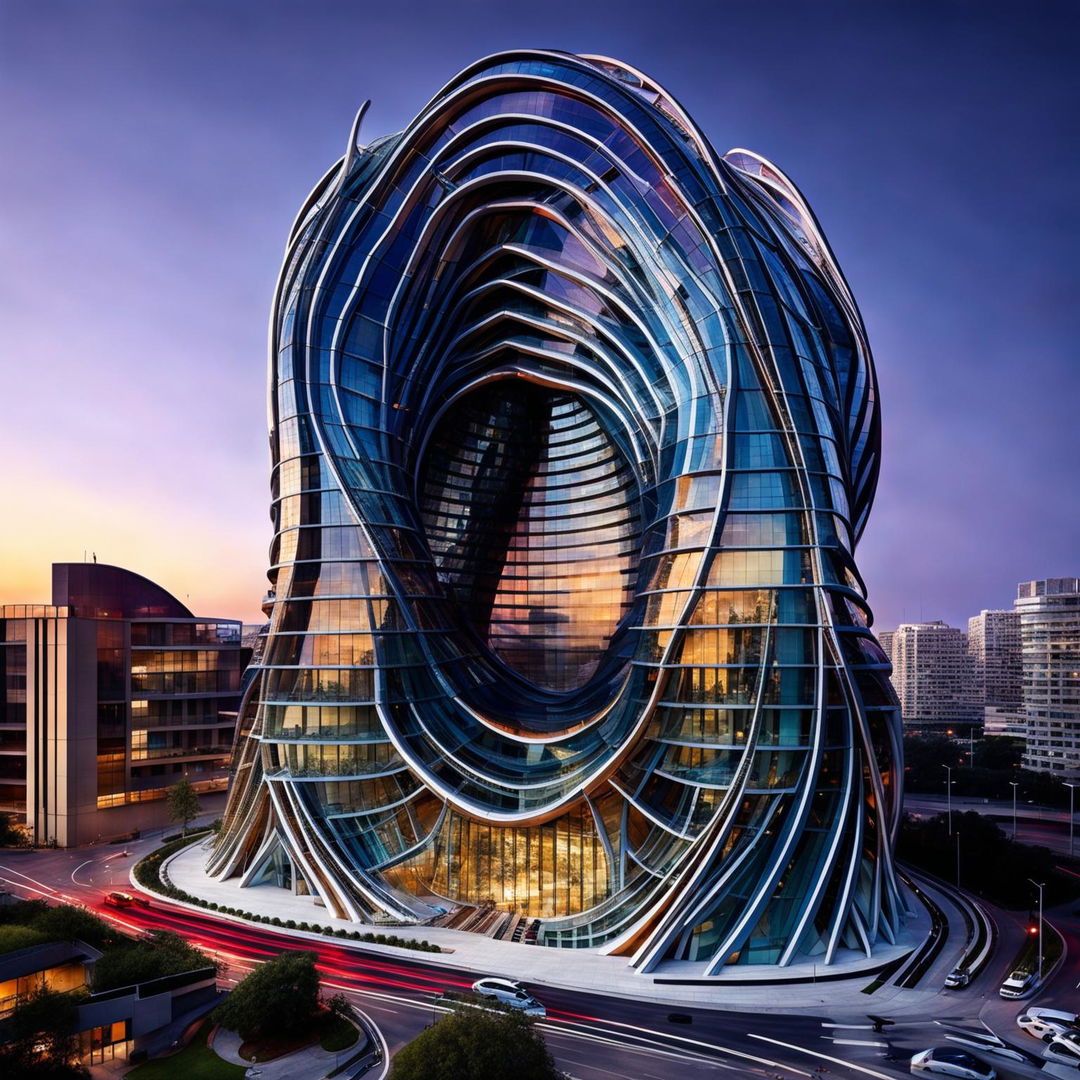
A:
48,791,227,848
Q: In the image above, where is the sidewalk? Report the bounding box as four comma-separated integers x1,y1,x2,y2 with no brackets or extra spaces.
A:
153,839,977,1018
212,1023,367,1080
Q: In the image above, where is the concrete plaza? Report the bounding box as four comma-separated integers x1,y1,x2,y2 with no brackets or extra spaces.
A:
153,837,964,1017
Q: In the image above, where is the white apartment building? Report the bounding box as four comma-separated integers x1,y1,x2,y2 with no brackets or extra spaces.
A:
1018,578,1080,776
967,608,1023,731
886,621,981,734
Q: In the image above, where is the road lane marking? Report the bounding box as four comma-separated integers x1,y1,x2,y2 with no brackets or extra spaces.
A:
748,1034,896,1078
821,1023,875,1029
0,873,59,900
333,982,747,1072
554,1051,719,1080
323,981,441,1015
824,1038,887,1047
328,979,798,1079
549,1055,634,1079
332,978,763,1067
0,863,67,895
542,1024,761,1072
0,883,858,1080
542,1021,811,1076
350,1000,389,1080
72,859,95,886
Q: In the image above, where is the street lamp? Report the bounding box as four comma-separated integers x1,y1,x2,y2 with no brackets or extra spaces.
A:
942,764,953,836
1010,781,1019,841
1028,878,1045,982
1066,783,1077,859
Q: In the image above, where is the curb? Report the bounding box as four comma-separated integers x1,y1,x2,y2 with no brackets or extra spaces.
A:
129,840,445,963
131,840,952,1017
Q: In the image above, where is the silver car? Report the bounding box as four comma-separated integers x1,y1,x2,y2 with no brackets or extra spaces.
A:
910,1047,995,1078
1046,1032,1080,1069
470,977,547,1017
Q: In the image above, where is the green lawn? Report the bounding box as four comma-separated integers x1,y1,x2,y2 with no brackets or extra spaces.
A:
236,1009,360,1060
126,1020,245,1080
319,1014,359,1052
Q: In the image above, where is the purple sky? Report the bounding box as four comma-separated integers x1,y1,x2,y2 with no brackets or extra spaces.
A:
1,0,1077,628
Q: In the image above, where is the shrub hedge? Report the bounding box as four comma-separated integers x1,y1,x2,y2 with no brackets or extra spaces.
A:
133,838,443,954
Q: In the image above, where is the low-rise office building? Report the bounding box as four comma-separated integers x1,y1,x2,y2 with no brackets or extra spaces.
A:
0,937,216,1067
0,939,102,1017
0,563,248,846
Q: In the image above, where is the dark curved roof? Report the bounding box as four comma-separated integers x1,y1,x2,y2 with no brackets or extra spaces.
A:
52,563,194,619
0,939,103,982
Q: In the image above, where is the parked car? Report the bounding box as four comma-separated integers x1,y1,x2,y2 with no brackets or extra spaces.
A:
910,1047,996,1078
103,891,149,908
470,977,546,1017
1046,1032,1080,1069
999,970,1036,999
1017,1008,1080,1041
944,967,971,989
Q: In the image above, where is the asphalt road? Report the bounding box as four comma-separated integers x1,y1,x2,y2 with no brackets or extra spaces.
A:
3,836,1080,1080
905,795,1080,858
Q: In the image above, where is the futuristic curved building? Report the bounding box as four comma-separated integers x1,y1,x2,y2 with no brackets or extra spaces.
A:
210,50,904,971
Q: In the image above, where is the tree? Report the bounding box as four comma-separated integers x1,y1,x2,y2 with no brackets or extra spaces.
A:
0,810,28,847
903,734,1076,807
213,950,321,1040
974,736,1024,771
30,904,122,952
0,925,49,953
326,992,351,1019
390,1008,565,1080
0,988,89,1078
897,811,1080,908
902,735,964,792
90,930,218,993
0,900,121,952
166,777,200,837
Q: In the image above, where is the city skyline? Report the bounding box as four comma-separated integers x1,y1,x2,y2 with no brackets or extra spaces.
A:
2,0,1078,629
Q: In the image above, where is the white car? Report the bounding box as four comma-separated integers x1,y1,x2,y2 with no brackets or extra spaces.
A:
910,1047,996,1078
1047,1032,1080,1069
1017,1008,1080,1041
470,977,546,1017
999,969,1036,999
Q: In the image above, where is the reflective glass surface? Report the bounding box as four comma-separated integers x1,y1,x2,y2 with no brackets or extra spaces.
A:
211,50,902,971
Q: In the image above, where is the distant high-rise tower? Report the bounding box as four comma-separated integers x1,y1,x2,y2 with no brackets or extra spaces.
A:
967,610,1022,734
1018,579,1080,776
878,629,895,666
888,622,980,734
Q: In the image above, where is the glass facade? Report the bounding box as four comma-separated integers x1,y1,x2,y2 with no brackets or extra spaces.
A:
109,622,245,809
211,50,903,970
